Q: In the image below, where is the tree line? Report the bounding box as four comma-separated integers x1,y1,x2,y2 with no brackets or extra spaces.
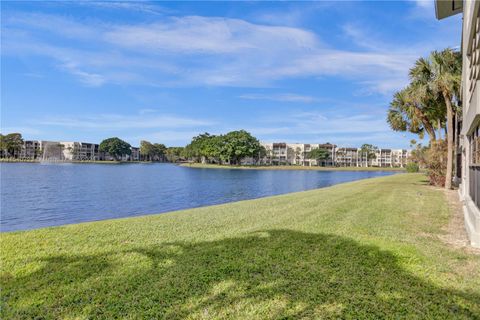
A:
0,133,24,158
2,131,380,166
387,48,461,188
0,134,180,162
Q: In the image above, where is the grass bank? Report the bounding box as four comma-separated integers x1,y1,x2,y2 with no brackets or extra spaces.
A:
1,174,479,319
180,162,405,171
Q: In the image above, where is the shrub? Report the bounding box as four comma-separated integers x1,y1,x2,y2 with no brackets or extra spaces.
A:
405,162,419,173
425,140,447,187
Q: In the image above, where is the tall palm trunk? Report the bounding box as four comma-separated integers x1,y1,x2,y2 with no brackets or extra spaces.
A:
413,108,436,141
443,91,454,189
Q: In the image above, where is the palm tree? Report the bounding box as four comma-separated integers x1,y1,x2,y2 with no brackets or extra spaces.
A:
429,49,461,189
410,49,461,189
389,49,460,189
387,87,437,141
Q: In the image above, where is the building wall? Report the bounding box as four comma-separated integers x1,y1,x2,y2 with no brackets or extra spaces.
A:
460,0,480,247
19,140,41,159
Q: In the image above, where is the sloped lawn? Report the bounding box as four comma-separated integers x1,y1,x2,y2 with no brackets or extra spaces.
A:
1,174,479,319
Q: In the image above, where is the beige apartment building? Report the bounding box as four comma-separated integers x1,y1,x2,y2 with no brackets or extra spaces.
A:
16,140,140,162
436,0,480,246
262,142,409,168
262,142,337,166
371,149,409,168
61,142,101,161
335,147,361,167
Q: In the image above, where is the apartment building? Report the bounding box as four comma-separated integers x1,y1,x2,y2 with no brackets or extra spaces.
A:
391,149,407,167
19,140,41,159
15,140,140,162
262,142,408,168
436,0,480,246
61,142,101,161
262,142,336,166
371,149,409,168
335,147,360,167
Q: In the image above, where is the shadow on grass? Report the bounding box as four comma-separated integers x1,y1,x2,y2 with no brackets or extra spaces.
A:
2,230,479,319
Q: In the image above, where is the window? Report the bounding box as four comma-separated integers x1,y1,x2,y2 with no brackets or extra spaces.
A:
468,14,480,101
472,125,480,166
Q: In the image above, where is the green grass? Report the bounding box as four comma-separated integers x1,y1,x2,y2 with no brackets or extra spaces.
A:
181,163,405,171
1,174,479,319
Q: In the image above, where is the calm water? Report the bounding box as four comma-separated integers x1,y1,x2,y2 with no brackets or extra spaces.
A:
1,163,398,232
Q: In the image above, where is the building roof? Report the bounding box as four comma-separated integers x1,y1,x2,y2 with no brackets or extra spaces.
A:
435,0,463,20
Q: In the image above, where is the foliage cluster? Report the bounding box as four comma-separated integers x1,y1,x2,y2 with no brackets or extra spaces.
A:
0,133,24,158
425,140,448,187
387,49,461,188
99,137,131,160
405,162,420,173
139,141,167,161
184,130,264,165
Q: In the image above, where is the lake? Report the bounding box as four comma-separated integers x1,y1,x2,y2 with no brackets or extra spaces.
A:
0,163,398,232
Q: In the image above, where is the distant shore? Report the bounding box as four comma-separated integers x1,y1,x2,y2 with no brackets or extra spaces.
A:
180,163,406,171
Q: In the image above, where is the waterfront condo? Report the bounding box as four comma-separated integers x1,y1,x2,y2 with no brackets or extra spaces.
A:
436,0,480,246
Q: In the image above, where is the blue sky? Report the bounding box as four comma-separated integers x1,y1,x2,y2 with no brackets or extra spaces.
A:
1,1,461,148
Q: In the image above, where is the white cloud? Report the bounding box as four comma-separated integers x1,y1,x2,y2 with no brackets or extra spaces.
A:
127,130,205,146
239,93,319,103
103,16,319,54
241,109,405,148
2,9,457,93
275,111,390,134
60,62,106,87
77,1,170,15
414,0,433,9
35,113,215,130
0,127,42,135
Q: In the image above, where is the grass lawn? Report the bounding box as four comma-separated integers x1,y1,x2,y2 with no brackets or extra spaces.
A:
180,162,405,171
1,174,479,319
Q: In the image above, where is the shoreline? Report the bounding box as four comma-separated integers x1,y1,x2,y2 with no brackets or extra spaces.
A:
180,162,406,171
2,172,400,233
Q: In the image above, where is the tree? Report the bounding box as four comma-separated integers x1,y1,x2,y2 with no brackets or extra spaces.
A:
286,147,295,165
2,133,24,158
99,137,131,161
153,143,167,161
360,144,378,167
387,87,441,142
387,48,461,189
184,133,222,163
165,147,184,163
409,140,428,169
0,134,6,157
307,148,329,166
427,49,461,189
256,145,267,164
140,140,156,161
219,130,262,165
294,147,302,165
